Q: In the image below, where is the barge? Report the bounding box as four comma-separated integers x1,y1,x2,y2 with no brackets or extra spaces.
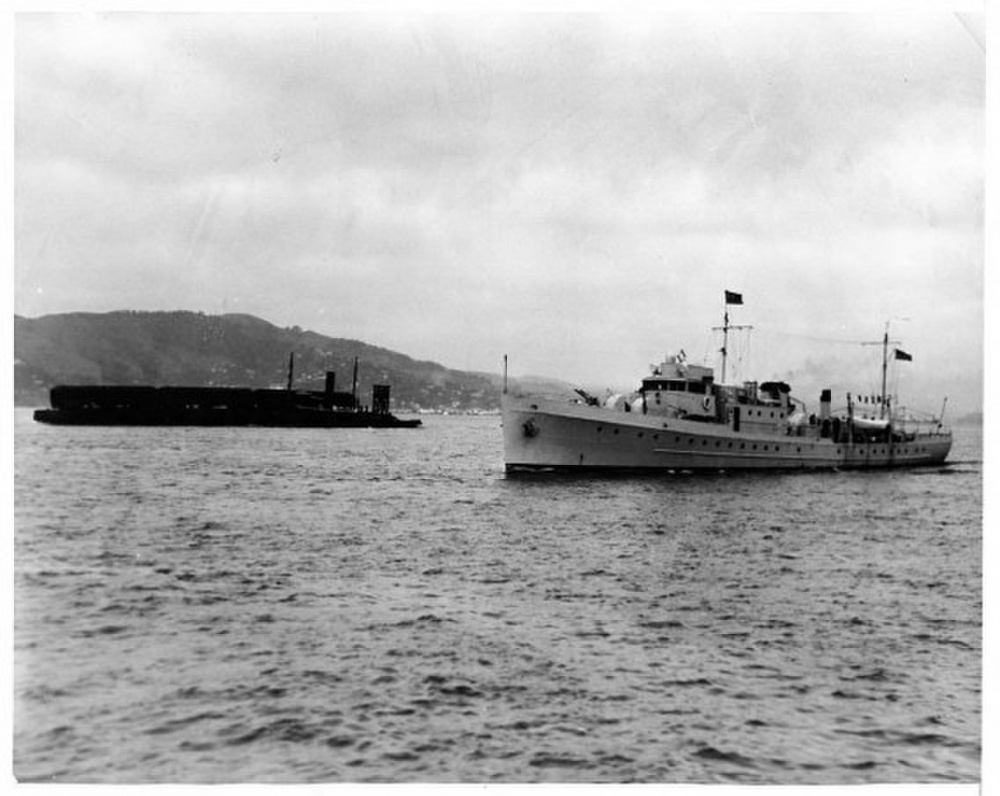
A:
33,357,421,428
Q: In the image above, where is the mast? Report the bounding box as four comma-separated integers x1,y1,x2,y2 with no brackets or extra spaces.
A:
880,326,888,420
721,306,730,385
862,320,899,420
713,291,751,385
286,352,294,391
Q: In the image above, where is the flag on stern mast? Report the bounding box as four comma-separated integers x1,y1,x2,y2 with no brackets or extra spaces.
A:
725,290,743,305
894,348,913,361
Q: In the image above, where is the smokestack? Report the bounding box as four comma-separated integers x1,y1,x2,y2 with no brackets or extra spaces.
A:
372,384,390,414
819,389,832,421
286,353,294,391
351,357,359,409
324,371,336,409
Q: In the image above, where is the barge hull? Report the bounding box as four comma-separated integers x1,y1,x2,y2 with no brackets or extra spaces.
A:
32,408,421,428
32,383,421,429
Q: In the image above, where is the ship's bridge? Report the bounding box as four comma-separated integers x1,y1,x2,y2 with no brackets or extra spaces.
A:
639,354,716,419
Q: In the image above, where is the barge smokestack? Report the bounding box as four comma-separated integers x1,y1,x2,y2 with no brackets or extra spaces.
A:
324,371,336,409
351,357,359,410
372,384,390,415
287,353,295,391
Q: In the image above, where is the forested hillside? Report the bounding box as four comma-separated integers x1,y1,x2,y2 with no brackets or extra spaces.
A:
14,311,562,411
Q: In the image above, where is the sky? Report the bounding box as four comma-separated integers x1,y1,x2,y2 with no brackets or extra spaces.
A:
11,5,986,416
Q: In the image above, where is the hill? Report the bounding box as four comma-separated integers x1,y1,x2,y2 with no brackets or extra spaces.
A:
14,311,569,412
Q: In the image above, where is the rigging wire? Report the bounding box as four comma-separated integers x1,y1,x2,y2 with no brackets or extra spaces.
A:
751,324,877,347
708,324,910,406
690,323,904,396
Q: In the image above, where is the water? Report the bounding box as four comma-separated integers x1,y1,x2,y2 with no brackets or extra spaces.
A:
13,409,982,783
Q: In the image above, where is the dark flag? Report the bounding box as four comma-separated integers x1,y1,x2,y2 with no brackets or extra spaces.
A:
894,348,913,362
725,290,743,305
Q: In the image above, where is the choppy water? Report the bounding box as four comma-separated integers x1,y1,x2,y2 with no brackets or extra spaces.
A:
13,409,982,783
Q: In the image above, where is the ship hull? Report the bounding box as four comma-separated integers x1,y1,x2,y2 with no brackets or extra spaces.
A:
502,394,951,472
32,407,421,428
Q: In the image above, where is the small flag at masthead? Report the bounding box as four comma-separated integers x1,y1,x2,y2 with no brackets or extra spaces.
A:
724,290,743,305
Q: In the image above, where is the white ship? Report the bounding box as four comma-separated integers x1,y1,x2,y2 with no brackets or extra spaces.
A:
501,293,952,472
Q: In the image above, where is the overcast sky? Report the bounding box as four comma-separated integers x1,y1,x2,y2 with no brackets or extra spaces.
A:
13,8,985,414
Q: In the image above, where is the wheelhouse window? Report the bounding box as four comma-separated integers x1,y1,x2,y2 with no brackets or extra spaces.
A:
641,378,710,395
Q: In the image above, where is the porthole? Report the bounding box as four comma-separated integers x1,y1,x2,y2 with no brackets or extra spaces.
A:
596,426,603,433
613,428,619,435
